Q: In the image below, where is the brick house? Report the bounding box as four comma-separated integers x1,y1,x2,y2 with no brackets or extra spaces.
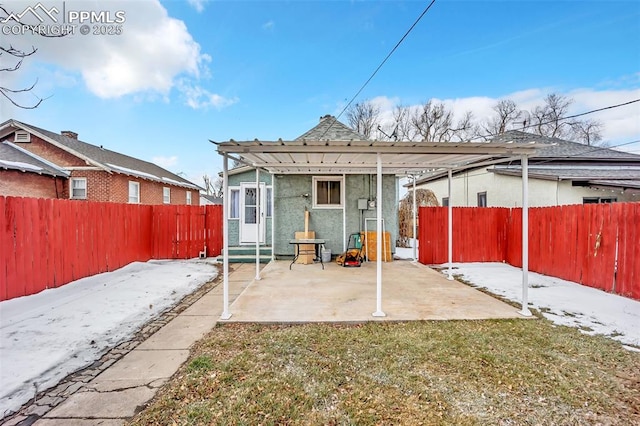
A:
0,119,201,204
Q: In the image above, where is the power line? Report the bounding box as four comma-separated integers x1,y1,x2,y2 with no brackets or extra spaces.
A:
471,98,640,142
320,0,437,139
418,137,640,182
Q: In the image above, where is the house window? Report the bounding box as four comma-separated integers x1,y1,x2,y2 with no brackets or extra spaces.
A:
442,197,449,207
186,191,192,205
229,188,240,219
583,197,617,204
266,187,273,217
70,178,87,199
14,131,30,143
163,187,170,204
128,181,140,204
477,192,487,207
313,176,344,209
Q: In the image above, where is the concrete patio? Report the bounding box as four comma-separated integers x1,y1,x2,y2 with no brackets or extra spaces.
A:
221,259,525,322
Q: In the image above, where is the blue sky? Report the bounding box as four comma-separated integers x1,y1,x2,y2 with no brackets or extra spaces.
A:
1,0,639,186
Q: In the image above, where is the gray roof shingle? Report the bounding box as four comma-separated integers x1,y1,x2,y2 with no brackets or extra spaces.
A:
493,130,639,160
493,166,640,180
2,120,201,189
295,115,368,141
0,141,69,177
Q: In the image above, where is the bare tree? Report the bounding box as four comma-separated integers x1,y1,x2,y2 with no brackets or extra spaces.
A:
0,4,68,109
484,99,522,135
202,174,214,195
391,104,416,141
212,176,224,197
411,100,453,142
529,93,574,139
449,110,478,141
345,100,381,139
570,119,604,146
203,174,224,197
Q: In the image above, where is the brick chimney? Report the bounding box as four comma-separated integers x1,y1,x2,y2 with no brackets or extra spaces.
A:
61,130,78,139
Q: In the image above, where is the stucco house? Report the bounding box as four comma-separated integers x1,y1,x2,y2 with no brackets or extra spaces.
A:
410,131,640,207
220,115,398,261
0,119,201,204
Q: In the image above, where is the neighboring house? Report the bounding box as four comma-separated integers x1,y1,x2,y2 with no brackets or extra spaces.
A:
200,194,223,205
411,131,640,207
0,119,201,204
223,115,398,259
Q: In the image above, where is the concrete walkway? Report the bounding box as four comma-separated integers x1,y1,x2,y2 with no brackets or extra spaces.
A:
3,263,256,426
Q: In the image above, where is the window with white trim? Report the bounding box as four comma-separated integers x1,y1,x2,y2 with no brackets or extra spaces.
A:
128,181,140,204
313,176,343,208
163,187,170,204
70,177,87,199
229,188,240,218
186,191,192,205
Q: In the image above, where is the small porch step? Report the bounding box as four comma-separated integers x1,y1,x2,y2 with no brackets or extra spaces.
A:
217,246,273,263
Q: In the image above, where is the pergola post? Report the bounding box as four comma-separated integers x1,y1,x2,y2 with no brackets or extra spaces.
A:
519,155,532,317
412,175,417,262
255,167,261,281
447,169,453,280
373,152,386,317
221,154,232,320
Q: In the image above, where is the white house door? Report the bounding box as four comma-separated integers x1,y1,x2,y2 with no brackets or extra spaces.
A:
240,183,266,244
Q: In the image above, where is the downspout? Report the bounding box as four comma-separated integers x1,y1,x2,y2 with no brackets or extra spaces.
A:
221,154,232,320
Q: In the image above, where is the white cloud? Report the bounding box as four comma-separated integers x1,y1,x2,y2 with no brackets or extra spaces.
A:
176,79,238,110
370,86,640,147
152,155,178,169
262,20,274,31
1,0,213,101
187,0,208,13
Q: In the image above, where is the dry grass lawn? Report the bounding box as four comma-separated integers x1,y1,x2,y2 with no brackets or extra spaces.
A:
130,320,639,425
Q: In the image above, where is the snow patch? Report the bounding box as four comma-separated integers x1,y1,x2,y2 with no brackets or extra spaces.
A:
0,259,217,417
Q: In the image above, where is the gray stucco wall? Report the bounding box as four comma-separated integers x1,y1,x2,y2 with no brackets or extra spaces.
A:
272,174,397,258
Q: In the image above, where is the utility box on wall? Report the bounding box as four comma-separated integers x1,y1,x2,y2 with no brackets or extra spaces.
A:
357,198,368,210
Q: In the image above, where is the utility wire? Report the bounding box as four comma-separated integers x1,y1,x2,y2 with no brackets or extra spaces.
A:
471,98,640,142
320,0,437,139
415,137,640,183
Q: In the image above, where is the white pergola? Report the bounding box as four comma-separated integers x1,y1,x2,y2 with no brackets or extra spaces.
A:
214,139,539,319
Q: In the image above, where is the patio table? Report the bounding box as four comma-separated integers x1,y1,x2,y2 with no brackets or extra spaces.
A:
289,239,326,270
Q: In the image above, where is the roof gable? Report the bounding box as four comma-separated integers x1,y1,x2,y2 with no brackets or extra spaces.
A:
296,115,368,141
0,141,70,177
0,119,201,190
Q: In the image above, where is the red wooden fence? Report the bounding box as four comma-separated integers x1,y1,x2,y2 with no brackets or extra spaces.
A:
0,197,223,301
418,204,640,300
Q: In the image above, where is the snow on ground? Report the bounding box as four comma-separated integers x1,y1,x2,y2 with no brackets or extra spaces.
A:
396,244,640,350
0,259,218,417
